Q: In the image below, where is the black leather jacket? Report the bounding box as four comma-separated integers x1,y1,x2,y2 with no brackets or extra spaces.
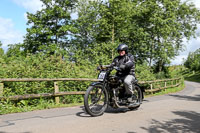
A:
111,53,135,77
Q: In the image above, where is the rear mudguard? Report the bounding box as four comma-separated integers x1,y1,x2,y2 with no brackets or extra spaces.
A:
135,83,145,100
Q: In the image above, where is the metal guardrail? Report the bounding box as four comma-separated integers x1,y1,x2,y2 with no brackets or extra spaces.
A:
0,77,182,103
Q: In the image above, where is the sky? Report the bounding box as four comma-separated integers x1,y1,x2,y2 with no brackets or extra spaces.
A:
0,0,200,65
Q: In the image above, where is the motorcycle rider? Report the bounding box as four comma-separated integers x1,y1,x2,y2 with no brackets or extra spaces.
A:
111,44,135,103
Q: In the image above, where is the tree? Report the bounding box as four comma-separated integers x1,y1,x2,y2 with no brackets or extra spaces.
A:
0,41,5,75
0,41,4,56
129,0,200,71
73,0,137,64
23,0,77,54
6,43,25,57
23,0,200,71
184,48,200,71
74,0,200,69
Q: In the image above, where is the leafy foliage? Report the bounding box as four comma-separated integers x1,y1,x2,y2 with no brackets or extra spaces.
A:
184,48,200,71
74,0,200,70
23,0,77,54
1,0,200,114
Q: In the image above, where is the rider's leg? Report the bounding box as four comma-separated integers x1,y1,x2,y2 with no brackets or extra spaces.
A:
123,75,135,96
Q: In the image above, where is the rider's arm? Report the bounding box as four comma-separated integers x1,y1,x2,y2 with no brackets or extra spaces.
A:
123,55,134,69
110,57,118,67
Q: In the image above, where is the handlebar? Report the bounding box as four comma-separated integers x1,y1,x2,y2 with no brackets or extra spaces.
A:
97,65,121,71
113,66,121,71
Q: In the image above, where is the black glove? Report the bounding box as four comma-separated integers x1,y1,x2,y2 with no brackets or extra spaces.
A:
119,64,126,70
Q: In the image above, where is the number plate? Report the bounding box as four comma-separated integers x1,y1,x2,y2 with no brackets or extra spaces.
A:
98,72,106,80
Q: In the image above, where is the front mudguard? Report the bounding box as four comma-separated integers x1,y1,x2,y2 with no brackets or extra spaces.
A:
90,82,103,86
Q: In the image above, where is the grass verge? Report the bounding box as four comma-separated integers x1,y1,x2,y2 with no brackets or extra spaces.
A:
183,71,200,83
145,81,185,98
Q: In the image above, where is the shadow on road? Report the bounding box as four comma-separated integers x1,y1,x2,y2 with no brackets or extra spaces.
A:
140,110,200,133
75,106,91,117
105,106,136,114
76,106,138,117
0,132,31,133
169,94,200,101
106,106,128,113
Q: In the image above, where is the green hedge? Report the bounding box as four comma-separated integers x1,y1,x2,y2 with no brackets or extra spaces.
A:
0,53,179,114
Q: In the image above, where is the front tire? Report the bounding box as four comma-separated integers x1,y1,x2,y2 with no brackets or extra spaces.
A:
84,85,108,117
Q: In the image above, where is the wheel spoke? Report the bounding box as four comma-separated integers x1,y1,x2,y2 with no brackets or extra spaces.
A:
84,85,108,116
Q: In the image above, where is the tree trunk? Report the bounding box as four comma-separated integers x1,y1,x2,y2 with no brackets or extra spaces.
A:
159,59,163,72
112,20,115,60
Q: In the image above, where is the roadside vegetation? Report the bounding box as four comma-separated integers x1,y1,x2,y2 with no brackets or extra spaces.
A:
183,48,200,83
184,71,200,83
145,79,185,98
0,0,200,114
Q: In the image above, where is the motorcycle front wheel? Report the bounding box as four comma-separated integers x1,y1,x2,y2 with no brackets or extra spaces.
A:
84,84,108,117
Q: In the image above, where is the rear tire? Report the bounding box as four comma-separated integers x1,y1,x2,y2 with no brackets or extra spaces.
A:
84,85,108,117
128,85,142,110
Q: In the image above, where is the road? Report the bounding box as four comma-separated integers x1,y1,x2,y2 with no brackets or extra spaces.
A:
0,81,200,133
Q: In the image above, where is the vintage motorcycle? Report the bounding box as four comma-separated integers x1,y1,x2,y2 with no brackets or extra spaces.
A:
84,65,144,117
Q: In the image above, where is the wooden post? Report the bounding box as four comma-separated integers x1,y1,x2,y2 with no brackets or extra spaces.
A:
54,82,60,104
150,83,153,95
164,81,167,92
0,83,3,96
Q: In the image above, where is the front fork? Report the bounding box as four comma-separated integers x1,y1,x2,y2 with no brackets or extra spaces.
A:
90,81,109,104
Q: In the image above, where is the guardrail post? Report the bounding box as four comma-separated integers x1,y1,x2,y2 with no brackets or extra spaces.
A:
0,82,3,96
164,81,167,91
150,83,153,94
175,79,177,86
54,82,60,104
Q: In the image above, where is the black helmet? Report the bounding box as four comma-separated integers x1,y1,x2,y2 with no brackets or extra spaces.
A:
117,44,128,53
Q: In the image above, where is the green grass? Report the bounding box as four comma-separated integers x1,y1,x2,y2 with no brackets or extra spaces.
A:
184,72,200,83
0,100,84,115
145,82,185,98
181,69,200,83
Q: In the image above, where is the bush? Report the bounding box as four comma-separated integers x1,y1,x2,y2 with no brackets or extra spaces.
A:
184,49,200,71
135,63,156,81
0,52,181,114
0,53,97,110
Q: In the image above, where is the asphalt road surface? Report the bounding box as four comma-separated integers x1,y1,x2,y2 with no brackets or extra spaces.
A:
0,81,200,133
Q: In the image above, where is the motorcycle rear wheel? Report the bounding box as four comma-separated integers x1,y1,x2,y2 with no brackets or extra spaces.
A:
84,85,108,117
128,85,142,110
